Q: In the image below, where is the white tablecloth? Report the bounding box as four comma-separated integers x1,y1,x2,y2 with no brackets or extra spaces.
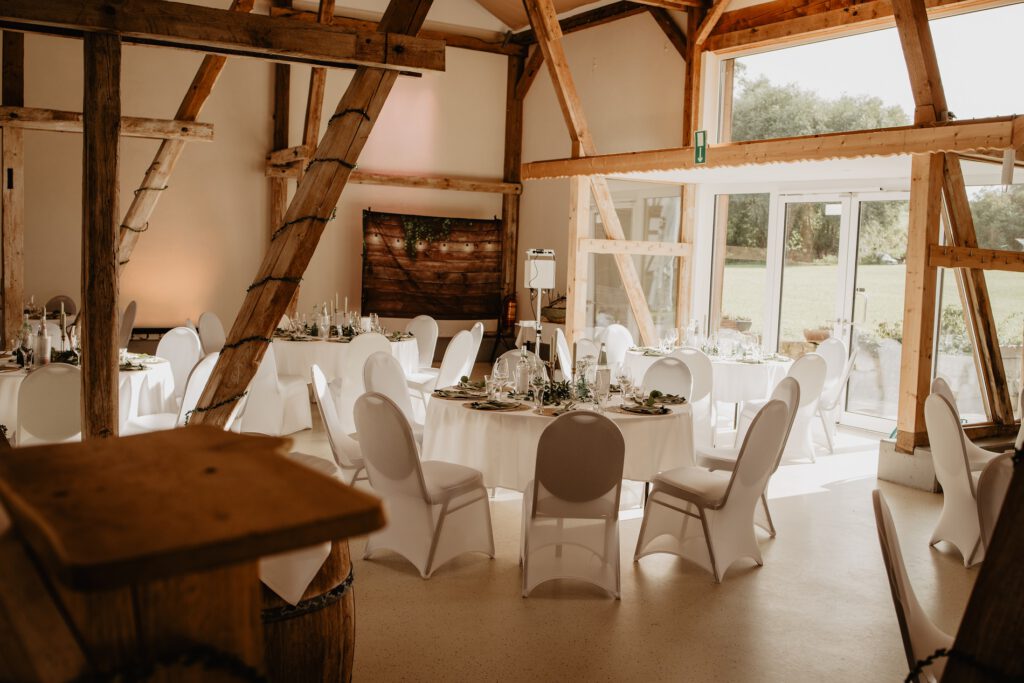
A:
422,397,693,490
273,338,419,382
0,356,175,441
621,350,791,404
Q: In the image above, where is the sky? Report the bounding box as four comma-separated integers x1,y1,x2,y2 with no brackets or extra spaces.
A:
736,4,1024,121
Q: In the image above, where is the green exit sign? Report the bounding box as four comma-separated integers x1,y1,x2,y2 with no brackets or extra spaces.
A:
694,130,707,165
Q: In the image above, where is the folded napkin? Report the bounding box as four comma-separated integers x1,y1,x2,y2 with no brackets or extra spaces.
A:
468,400,522,411
618,404,670,415
434,388,485,400
653,394,686,405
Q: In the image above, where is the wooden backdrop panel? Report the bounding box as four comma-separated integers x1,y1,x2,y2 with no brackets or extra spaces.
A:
362,210,502,319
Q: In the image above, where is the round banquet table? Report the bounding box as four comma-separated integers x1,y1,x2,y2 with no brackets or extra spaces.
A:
272,338,419,382
0,354,175,442
621,349,792,403
422,396,694,491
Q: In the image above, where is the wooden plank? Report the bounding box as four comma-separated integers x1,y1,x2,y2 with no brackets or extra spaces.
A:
0,428,385,589
706,0,1015,54
118,0,255,270
191,0,435,428
270,62,290,238
579,237,692,256
647,7,689,60
929,244,1024,273
892,0,947,125
81,32,120,441
895,154,944,452
676,6,705,330
565,143,588,354
269,5,527,56
634,0,709,9
1,31,24,351
514,46,545,101
353,170,521,194
512,1,652,45
267,143,313,166
694,0,730,46
0,0,446,72
524,0,659,346
0,106,213,140
521,115,1024,178
502,54,525,300
301,0,335,161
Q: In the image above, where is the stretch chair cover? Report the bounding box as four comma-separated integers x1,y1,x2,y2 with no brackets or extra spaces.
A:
156,326,203,406
814,337,846,453
464,322,485,378
697,377,800,537
642,357,692,399
197,311,226,355
364,351,424,445
671,347,715,449
17,363,82,446
554,328,573,382
118,300,137,350
930,377,1001,471
574,338,600,366
407,330,475,402
238,345,312,436
977,453,1012,551
405,315,439,371
310,365,365,485
122,353,221,434
335,332,390,434
736,353,826,463
635,400,789,582
925,393,984,567
355,393,494,578
521,412,625,598
873,490,952,683
45,294,77,316
817,343,859,454
601,324,634,374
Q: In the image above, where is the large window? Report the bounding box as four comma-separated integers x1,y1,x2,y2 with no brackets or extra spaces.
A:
710,194,770,340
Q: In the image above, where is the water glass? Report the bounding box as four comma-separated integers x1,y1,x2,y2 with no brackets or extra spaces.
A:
594,368,611,412
485,374,497,400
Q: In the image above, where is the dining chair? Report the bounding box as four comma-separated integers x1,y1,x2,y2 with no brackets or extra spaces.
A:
930,377,1001,472
45,294,77,316
495,349,548,384
405,315,439,372
574,338,600,365
642,357,692,398
354,392,494,578
736,353,826,463
554,328,573,382
156,326,203,407
118,300,137,349
122,353,222,434
364,351,423,444
16,363,82,446
634,399,789,583
237,345,312,436
817,346,859,454
521,411,625,598
464,321,485,378
672,347,715,450
924,393,984,567
311,364,366,486
873,490,952,683
977,453,1012,551
334,332,391,431
197,311,226,355
602,324,634,373
696,377,800,538
407,330,475,405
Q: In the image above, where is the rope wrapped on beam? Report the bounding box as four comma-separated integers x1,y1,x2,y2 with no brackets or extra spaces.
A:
246,275,302,292
306,157,358,172
329,108,371,124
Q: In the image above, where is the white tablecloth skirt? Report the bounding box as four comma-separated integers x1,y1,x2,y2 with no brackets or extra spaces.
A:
622,351,791,404
422,397,694,491
273,338,419,382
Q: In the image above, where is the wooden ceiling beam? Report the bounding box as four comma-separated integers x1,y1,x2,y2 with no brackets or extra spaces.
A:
929,245,1024,273
633,0,709,9
269,5,526,56
0,107,213,141
514,46,546,100
0,0,445,72
512,1,651,45
521,115,1024,178
694,0,730,46
647,7,689,59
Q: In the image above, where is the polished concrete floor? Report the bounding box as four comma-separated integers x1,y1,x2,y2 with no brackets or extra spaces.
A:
291,409,977,682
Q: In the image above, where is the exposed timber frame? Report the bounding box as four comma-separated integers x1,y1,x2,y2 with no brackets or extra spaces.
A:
191,0,436,428
511,1,653,45
0,107,214,141
523,0,659,347
1,31,24,350
502,53,526,301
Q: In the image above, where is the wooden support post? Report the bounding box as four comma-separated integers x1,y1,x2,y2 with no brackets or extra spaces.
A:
647,7,688,61
1,31,24,350
117,0,255,271
524,0,658,346
501,54,524,301
302,0,336,155
81,32,121,440
270,62,291,234
565,143,587,353
191,0,435,428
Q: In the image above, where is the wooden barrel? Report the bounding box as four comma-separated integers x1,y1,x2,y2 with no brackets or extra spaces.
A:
261,540,355,683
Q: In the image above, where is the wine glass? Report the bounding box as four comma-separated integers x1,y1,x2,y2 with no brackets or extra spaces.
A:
530,369,547,413
594,368,611,413
492,357,510,396
616,366,633,402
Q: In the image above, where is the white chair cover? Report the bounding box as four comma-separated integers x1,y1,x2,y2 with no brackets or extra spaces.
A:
642,357,692,398
602,324,634,373
121,353,221,434
311,365,365,485
464,322,485,378
925,393,983,566
554,327,573,382
336,332,390,434
635,399,789,582
45,294,77,316
354,392,494,578
118,300,137,349
237,345,312,436
156,326,203,405
738,353,826,462
575,338,600,365
17,363,81,446
672,347,714,449
405,315,439,371
197,311,226,355
977,453,1012,551
521,411,625,598
930,377,1001,472
364,351,422,443
818,344,859,454
408,330,475,401
873,490,952,682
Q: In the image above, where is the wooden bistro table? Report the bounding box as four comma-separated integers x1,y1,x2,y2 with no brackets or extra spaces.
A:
0,427,384,682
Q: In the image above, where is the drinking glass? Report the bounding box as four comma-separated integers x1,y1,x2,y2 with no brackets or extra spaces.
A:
485,374,497,401
616,366,633,401
492,358,510,394
530,370,547,413
594,368,611,413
